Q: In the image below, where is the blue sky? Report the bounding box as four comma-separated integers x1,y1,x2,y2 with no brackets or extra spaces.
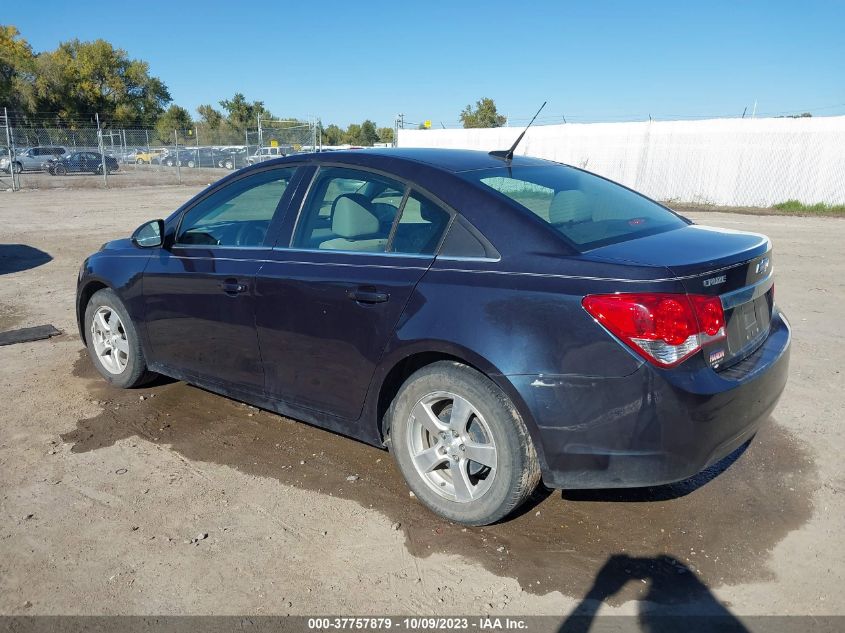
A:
6,0,845,128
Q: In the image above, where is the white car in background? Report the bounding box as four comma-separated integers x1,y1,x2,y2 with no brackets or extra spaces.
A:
246,146,289,165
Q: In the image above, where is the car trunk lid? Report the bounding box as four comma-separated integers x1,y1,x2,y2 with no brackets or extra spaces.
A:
584,224,774,369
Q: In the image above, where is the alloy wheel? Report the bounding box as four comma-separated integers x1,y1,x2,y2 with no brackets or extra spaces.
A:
406,391,497,502
90,306,130,374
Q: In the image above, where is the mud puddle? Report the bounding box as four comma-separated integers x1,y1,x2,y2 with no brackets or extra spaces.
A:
66,350,817,605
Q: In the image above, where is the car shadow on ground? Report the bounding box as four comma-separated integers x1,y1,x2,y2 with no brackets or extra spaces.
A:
558,554,750,632
0,244,52,275
64,349,818,606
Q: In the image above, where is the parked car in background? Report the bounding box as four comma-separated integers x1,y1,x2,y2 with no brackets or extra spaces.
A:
1,146,67,173
158,149,200,167
112,148,142,164
135,149,164,164
75,148,790,525
246,146,288,165
47,151,119,175
217,147,249,170
182,147,223,168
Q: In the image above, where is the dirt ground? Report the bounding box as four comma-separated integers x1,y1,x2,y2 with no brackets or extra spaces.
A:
0,185,842,618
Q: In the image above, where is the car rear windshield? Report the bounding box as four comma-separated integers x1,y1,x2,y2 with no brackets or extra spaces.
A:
462,165,687,250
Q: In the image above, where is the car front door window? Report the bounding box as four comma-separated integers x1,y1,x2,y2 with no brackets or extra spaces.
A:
177,168,296,247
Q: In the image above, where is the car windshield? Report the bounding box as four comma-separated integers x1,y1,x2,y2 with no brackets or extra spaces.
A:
462,165,687,250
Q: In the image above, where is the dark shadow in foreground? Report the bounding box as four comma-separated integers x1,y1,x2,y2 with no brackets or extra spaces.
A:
559,554,749,633
0,244,52,275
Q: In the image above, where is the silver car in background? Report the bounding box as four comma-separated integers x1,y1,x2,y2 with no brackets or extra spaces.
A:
1,146,67,173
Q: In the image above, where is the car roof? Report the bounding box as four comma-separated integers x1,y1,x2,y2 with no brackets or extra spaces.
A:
312,147,553,173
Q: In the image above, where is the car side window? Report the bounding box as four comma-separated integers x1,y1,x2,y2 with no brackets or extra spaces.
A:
292,167,405,252
176,167,296,247
390,190,451,255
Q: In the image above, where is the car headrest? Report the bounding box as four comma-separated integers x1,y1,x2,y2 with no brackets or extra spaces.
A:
332,194,380,238
549,190,591,224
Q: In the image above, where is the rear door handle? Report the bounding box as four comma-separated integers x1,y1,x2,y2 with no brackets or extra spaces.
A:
220,279,248,295
346,287,389,304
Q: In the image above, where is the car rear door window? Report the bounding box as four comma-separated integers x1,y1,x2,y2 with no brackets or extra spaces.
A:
292,167,405,252
176,167,296,247
390,191,451,255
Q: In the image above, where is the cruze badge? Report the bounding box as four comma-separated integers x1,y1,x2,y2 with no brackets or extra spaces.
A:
756,257,770,275
703,274,727,288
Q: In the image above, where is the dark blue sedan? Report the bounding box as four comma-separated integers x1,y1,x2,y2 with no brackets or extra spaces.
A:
48,151,119,175
75,148,790,525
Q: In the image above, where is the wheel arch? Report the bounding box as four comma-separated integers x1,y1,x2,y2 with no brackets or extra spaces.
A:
76,279,110,344
368,342,548,472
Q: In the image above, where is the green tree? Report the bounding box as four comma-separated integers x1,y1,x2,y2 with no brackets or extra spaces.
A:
0,25,37,117
359,119,379,146
33,38,170,127
460,97,507,128
377,126,394,144
343,123,362,145
219,93,272,131
322,124,344,146
197,104,224,128
155,104,193,143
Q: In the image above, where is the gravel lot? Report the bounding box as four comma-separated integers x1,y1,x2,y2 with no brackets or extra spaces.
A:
0,185,842,618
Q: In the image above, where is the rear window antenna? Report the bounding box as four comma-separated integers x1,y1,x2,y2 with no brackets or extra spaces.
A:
490,101,547,162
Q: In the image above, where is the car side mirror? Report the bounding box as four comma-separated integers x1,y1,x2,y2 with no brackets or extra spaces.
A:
131,219,165,248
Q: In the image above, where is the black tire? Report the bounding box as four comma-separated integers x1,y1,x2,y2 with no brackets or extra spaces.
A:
224,159,234,170
84,288,156,389
136,158,145,164
187,160,196,168
388,361,540,525
165,159,174,167
12,162,22,174
54,164,67,176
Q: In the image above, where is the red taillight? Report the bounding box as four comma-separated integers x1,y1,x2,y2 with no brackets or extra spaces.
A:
582,292,726,367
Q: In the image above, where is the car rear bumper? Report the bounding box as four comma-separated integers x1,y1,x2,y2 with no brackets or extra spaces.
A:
510,308,791,489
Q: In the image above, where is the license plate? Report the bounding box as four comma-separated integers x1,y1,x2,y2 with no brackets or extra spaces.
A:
727,293,772,354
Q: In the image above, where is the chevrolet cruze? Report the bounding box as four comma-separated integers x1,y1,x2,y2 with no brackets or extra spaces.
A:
76,148,790,525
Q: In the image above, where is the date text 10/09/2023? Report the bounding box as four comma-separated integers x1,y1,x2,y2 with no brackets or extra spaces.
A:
307,617,529,630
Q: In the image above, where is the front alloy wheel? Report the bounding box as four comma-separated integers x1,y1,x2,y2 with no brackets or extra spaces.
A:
90,306,129,374
84,288,156,388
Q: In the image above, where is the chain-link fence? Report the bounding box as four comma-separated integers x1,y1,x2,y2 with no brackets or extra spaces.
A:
0,114,320,190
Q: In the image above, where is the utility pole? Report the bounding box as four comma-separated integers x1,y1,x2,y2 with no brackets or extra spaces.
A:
257,114,262,149
394,113,405,149
95,113,108,187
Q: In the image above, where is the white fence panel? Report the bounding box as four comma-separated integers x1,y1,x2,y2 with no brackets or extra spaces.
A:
397,116,845,207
